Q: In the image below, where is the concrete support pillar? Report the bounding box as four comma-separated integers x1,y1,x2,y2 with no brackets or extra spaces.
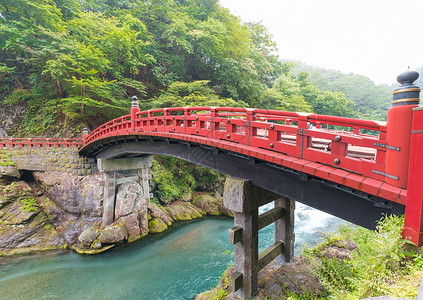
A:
139,168,151,202
234,209,259,299
275,197,295,265
98,156,152,226
224,177,295,299
103,172,116,226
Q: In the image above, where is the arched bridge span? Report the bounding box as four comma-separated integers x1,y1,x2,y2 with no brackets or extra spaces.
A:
79,106,408,230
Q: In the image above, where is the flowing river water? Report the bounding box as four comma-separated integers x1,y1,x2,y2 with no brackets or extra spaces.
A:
0,203,348,300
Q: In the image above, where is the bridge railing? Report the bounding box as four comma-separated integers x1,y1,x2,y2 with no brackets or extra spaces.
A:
0,138,83,148
83,107,387,181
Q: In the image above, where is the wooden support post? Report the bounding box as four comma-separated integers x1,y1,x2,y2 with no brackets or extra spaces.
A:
103,172,116,226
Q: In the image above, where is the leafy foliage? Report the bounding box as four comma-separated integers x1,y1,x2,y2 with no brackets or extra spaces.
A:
0,153,15,166
0,0,282,134
294,62,393,120
303,215,423,299
151,156,225,204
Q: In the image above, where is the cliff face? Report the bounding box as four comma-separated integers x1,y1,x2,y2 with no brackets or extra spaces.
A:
0,165,231,256
0,181,67,256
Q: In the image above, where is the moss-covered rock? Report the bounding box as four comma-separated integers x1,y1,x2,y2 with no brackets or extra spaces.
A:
0,181,67,256
148,202,172,225
78,228,100,246
148,218,168,233
165,201,205,221
73,244,114,255
120,212,142,243
0,165,20,185
0,205,67,256
192,194,221,216
196,257,325,300
99,224,128,244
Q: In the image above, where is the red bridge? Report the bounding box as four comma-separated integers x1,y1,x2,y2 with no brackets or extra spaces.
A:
2,71,423,298
1,71,423,248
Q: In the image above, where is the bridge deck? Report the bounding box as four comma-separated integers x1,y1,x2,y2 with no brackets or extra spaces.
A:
78,107,404,206
89,130,405,205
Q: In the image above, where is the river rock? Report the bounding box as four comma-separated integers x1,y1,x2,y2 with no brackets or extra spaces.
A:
139,209,149,236
197,256,325,300
148,218,168,233
148,202,172,225
192,194,221,215
0,181,67,255
78,228,100,246
61,219,94,245
115,182,148,219
320,240,358,260
99,225,128,244
0,165,20,179
121,212,141,242
0,165,21,185
33,171,103,216
165,201,204,221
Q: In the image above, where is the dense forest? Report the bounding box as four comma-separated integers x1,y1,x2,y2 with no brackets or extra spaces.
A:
0,0,409,137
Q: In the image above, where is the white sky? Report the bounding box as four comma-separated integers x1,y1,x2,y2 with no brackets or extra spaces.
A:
219,0,423,85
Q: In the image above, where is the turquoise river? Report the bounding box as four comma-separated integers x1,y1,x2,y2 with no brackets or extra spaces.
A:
0,203,347,300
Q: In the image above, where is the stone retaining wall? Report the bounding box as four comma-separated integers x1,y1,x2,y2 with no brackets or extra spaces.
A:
0,147,96,175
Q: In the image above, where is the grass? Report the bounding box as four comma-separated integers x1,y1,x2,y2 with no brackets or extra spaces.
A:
299,215,423,300
18,194,39,213
0,153,15,166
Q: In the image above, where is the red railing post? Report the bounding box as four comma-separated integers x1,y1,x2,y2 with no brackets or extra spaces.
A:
184,108,191,134
82,127,89,145
385,71,420,188
131,96,140,132
246,109,256,146
210,107,217,139
163,108,170,132
297,113,311,158
403,107,423,246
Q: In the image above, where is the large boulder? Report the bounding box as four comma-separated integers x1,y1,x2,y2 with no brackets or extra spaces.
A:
33,171,103,216
99,225,128,244
165,201,204,221
192,194,221,215
139,209,149,236
115,182,148,219
148,218,168,233
196,257,325,300
121,212,142,242
78,228,100,246
0,165,20,185
0,181,67,255
148,202,172,225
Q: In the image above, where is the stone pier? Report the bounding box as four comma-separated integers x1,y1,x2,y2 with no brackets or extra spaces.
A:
97,156,152,226
223,177,295,299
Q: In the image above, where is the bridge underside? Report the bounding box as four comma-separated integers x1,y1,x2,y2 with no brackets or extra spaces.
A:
80,135,405,229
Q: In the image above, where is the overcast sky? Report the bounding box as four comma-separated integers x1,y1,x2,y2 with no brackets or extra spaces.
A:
219,0,423,85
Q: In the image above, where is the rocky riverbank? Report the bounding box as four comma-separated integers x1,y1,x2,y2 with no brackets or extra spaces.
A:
0,164,232,256
196,255,326,300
